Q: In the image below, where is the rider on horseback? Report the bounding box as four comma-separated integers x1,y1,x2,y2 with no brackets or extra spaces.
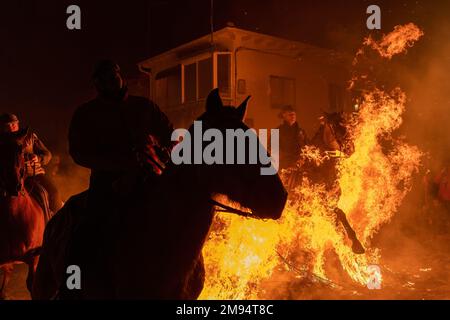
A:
64,60,175,298
312,112,352,155
0,113,62,215
69,60,174,204
279,109,365,254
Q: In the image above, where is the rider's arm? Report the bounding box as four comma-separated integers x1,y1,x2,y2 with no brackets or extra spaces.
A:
299,128,309,146
145,100,175,150
68,106,137,171
33,134,52,165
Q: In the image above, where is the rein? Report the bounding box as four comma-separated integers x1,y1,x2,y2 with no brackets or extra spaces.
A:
209,199,253,218
139,140,255,219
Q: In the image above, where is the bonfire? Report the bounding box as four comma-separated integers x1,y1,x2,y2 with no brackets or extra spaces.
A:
200,23,424,300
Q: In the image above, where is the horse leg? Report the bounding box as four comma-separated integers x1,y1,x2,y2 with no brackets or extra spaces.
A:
31,247,57,300
0,264,14,300
333,208,365,254
185,255,205,299
25,255,40,294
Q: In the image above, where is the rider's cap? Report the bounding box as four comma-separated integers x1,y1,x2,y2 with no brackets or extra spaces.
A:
0,113,19,125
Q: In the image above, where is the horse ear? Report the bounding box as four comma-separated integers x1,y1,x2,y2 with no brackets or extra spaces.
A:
206,88,223,113
236,95,251,121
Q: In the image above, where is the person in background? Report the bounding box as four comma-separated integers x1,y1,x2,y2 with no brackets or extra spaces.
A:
277,105,308,170
433,157,450,213
0,113,62,213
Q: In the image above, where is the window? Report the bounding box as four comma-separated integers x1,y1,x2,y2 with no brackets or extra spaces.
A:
181,53,232,103
217,54,231,97
328,83,345,112
270,76,295,109
198,57,213,99
155,66,181,108
184,63,197,103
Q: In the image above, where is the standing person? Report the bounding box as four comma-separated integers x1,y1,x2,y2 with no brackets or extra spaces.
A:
0,113,62,213
277,105,308,170
433,157,450,212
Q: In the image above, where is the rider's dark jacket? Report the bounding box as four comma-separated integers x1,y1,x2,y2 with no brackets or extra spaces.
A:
69,88,174,191
0,131,52,166
24,132,52,166
0,131,52,174
277,121,308,169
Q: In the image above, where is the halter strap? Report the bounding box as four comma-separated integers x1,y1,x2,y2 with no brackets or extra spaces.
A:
209,199,253,218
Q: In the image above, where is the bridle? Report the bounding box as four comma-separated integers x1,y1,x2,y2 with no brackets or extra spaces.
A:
140,110,262,219
138,141,255,218
209,198,253,218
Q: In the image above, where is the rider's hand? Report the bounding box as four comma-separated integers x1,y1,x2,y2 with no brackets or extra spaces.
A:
24,154,45,177
30,154,40,163
136,135,166,176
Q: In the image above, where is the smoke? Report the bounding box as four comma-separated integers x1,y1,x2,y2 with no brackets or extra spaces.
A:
48,153,90,202
368,16,450,298
402,20,450,169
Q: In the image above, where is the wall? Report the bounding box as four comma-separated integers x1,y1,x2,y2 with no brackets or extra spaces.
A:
235,49,349,137
142,47,351,137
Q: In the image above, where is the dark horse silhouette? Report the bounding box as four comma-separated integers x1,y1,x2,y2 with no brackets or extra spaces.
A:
0,129,45,299
32,89,288,299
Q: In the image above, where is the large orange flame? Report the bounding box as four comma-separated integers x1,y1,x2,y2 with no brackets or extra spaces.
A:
363,23,424,60
199,24,423,300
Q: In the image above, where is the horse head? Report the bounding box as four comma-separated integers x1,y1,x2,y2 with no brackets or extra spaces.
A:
323,112,347,140
187,88,287,220
0,128,28,197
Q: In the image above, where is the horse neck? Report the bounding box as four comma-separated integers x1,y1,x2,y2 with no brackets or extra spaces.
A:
0,191,37,218
164,163,212,207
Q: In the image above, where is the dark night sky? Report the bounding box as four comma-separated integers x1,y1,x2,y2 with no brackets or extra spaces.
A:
0,0,448,150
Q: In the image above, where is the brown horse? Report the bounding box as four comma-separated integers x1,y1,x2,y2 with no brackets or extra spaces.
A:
0,129,45,299
32,89,287,299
